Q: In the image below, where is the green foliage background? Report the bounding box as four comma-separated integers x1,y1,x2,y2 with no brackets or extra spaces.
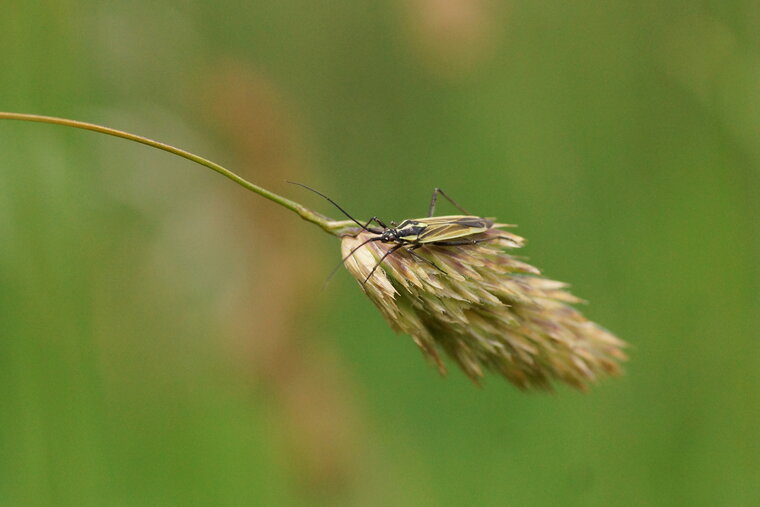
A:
1,1,758,505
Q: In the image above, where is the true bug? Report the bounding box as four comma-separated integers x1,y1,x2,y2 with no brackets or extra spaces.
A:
289,182,516,284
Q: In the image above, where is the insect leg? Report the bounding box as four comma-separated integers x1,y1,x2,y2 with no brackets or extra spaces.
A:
362,243,404,286
407,245,447,274
428,188,473,216
324,236,383,286
362,216,388,230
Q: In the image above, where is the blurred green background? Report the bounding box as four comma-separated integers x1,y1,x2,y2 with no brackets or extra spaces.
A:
1,1,758,505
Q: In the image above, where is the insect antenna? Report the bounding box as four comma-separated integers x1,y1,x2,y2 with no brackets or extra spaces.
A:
287,181,379,233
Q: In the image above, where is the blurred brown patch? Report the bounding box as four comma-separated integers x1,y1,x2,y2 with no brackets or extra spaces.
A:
198,60,365,501
401,0,507,79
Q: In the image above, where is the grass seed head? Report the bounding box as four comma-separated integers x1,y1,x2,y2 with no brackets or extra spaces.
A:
340,225,627,391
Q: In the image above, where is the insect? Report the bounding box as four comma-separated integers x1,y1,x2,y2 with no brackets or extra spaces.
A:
289,182,514,284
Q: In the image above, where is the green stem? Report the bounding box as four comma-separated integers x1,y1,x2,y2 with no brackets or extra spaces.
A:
0,112,353,236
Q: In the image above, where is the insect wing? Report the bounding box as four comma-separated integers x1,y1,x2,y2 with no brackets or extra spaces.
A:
415,215,491,242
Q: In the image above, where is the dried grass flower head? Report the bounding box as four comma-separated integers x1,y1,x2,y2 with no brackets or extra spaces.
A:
341,224,627,391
